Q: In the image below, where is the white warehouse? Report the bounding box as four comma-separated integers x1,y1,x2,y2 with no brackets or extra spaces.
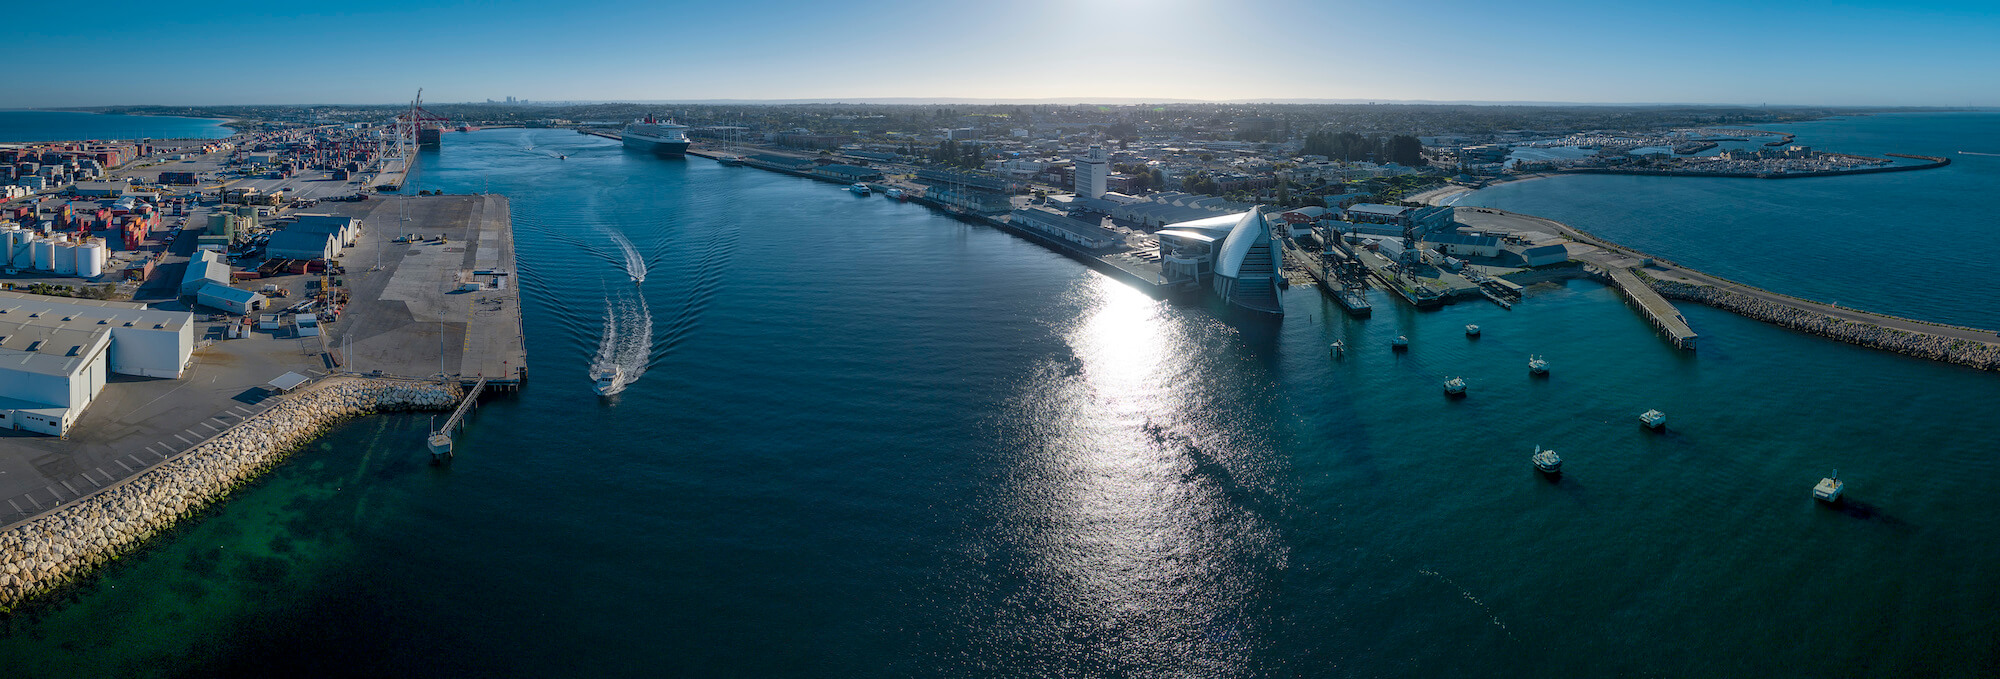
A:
0,291,195,435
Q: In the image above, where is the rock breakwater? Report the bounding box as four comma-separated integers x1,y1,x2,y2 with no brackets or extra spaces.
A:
1649,279,2000,370
0,378,460,613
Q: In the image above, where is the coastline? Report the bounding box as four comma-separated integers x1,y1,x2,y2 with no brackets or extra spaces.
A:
0,378,460,614
1465,203,2000,369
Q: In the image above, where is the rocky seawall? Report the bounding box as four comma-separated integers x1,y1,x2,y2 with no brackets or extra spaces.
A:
1648,279,2000,370
0,378,460,613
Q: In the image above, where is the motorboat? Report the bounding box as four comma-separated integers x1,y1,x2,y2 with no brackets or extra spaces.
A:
850,183,872,196
1813,470,1844,503
1528,354,1549,375
1532,445,1563,474
1392,335,1409,350
1444,376,1467,395
1329,341,1344,358
1639,409,1667,429
1465,324,1481,337
592,364,625,396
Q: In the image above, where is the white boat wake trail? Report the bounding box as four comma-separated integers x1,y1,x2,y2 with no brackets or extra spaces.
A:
590,293,652,396
606,228,647,283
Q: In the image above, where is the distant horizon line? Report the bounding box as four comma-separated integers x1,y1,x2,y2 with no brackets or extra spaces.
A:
19,98,1997,110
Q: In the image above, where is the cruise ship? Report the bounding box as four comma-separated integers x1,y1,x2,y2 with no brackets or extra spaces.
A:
622,116,690,157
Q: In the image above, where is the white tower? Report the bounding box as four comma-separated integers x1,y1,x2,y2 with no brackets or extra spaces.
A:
1074,145,1109,200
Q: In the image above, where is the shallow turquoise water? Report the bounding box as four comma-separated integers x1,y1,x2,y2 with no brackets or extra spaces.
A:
3,126,1998,677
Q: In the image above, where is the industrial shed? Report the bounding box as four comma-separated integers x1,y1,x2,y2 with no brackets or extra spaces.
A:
196,282,267,315
266,230,340,261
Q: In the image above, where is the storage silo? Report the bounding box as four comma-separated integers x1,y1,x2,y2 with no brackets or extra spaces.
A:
79,241,106,278
54,243,77,274
10,235,33,269
32,238,55,271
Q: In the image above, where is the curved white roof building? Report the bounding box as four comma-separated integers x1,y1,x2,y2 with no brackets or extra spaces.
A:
1154,207,1284,316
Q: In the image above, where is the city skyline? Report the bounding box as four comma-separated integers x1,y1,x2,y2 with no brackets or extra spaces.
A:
7,0,1996,108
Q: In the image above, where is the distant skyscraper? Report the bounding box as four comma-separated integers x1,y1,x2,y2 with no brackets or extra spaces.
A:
1075,145,1108,199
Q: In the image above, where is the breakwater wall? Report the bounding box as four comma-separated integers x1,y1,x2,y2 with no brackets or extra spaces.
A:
1647,279,2000,370
0,378,461,613
1562,153,1948,180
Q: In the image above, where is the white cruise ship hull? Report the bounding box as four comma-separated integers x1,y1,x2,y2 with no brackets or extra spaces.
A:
623,134,690,157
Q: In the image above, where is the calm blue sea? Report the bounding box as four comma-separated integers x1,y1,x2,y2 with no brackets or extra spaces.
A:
3,122,1999,678
1470,112,2000,329
0,110,232,143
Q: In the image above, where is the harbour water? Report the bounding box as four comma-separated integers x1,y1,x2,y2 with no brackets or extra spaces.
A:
1467,112,2000,329
4,125,2000,677
0,110,233,143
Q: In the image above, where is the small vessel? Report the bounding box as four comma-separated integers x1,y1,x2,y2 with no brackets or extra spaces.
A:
1444,376,1467,395
1532,445,1563,474
1465,324,1481,337
592,364,625,396
1813,470,1844,503
718,154,745,166
1392,335,1409,350
1329,341,1344,358
850,183,872,196
885,187,905,200
558,155,566,160
1639,409,1667,429
1528,354,1549,375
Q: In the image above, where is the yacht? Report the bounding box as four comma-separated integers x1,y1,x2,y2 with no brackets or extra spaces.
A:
592,364,625,396
1813,470,1844,503
1528,354,1549,375
1392,335,1409,350
1639,409,1667,429
1532,445,1563,474
1444,376,1467,396
850,183,871,196
1465,324,1481,337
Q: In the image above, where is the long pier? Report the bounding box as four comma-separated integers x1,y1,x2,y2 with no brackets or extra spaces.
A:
427,377,486,459
1603,267,1698,349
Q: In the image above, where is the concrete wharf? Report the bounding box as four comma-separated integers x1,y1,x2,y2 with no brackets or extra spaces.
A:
1281,239,1372,317
1604,266,1699,350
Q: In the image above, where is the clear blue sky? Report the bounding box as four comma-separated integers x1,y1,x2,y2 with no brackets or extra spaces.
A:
10,0,1996,107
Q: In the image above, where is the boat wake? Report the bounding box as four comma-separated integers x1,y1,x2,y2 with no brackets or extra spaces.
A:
590,293,652,396
605,228,647,283
1960,151,2000,157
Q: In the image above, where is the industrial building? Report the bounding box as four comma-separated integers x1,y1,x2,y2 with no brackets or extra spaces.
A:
1155,207,1284,315
0,291,195,435
181,250,231,295
1008,207,1119,249
290,213,361,246
266,230,340,261
1427,233,1503,258
196,284,266,315
1519,244,1571,267
811,164,883,183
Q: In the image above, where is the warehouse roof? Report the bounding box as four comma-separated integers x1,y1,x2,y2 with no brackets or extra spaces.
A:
0,318,109,377
1346,203,1413,216
0,290,189,332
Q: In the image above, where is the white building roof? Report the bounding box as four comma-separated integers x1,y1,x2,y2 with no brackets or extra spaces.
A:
1214,207,1268,280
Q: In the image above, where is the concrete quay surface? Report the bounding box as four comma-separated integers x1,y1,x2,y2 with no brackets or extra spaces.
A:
0,194,525,530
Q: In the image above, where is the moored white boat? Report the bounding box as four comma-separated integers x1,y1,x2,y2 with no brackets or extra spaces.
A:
1813,470,1844,503
1392,335,1409,350
1532,445,1562,474
1465,324,1480,337
1639,409,1666,429
1528,354,1549,375
1444,376,1467,395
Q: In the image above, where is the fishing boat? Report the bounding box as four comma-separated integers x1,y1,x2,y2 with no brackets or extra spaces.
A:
1528,354,1549,375
1813,470,1844,503
592,364,625,396
1639,409,1667,429
1392,335,1409,350
1532,445,1563,474
1444,376,1467,395
1329,341,1344,358
1465,324,1481,337
850,183,871,196
884,187,905,200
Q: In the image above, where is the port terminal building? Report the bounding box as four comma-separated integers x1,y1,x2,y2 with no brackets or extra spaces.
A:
1155,207,1284,315
0,292,195,435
